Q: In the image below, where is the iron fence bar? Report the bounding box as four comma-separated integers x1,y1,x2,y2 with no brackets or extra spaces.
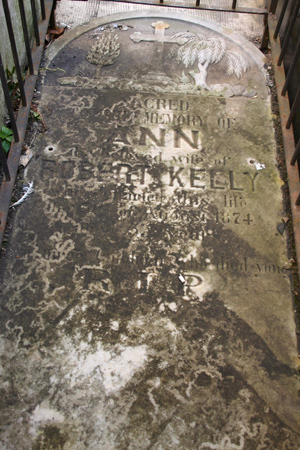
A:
297,159,300,181
282,31,300,96
18,0,34,75
232,0,237,9
0,54,19,143
100,0,267,14
268,0,279,14
49,0,57,27
40,0,46,20
261,12,270,50
0,0,54,249
0,141,11,182
30,0,41,46
286,85,300,129
2,0,27,107
291,139,300,166
273,0,289,39
277,0,300,65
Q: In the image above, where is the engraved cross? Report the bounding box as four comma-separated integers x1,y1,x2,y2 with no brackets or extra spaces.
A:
130,21,187,72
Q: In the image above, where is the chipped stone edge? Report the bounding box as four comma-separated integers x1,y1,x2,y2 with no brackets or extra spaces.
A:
45,10,267,74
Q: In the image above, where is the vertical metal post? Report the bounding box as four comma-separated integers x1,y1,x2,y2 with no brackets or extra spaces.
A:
260,13,270,50
274,0,290,39
291,139,300,165
286,85,300,129
232,0,237,9
196,0,200,6
18,0,34,75
277,0,300,65
0,54,19,142
268,0,279,14
30,0,41,46
49,0,57,28
0,141,11,182
40,0,46,20
2,0,27,106
282,32,300,96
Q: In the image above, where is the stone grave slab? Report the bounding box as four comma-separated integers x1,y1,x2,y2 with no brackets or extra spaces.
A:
1,12,300,449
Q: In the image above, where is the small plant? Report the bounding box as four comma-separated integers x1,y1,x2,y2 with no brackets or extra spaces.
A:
30,103,47,132
6,67,19,98
30,109,40,121
5,67,27,108
0,126,13,153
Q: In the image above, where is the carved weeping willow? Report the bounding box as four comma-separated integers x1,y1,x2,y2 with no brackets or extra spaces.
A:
170,33,250,90
87,30,121,78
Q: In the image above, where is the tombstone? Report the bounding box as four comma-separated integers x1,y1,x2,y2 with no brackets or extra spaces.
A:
1,12,300,449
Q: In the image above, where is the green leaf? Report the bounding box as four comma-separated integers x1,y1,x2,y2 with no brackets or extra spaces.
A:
30,110,40,120
0,126,13,152
1,126,13,137
2,140,10,153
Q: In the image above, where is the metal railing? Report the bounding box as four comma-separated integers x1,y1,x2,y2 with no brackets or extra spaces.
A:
276,0,300,128
0,0,45,181
0,0,54,243
269,0,300,205
102,0,267,14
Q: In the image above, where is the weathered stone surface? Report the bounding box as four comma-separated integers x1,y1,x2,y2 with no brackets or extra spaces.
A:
1,13,300,449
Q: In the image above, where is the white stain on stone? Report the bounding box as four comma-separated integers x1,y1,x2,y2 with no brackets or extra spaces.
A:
168,302,178,311
254,162,265,170
30,403,65,435
62,339,148,394
110,320,119,331
164,319,177,333
100,346,148,393
247,158,265,171
199,435,245,449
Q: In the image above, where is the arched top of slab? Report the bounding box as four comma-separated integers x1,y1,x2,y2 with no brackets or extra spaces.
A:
46,10,267,73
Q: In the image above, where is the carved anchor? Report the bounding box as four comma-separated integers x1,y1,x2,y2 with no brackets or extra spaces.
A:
130,21,187,73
